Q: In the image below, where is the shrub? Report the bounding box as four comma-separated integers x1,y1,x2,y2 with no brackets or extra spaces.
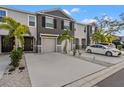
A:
117,45,122,50
75,45,80,50
9,47,23,67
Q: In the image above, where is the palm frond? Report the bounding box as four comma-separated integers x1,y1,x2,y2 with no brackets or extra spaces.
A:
2,17,19,29
0,23,13,30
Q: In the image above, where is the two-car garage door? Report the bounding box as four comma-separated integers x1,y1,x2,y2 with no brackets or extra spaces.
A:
42,38,56,53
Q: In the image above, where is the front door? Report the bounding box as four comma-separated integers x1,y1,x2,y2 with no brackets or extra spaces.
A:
1,36,14,52
24,37,33,51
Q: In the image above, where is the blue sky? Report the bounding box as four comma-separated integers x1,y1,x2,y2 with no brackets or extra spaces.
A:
7,5,124,36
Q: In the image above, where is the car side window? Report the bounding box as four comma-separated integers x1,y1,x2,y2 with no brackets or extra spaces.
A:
99,45,106,49
98,45,102,48
95,45,99,48
90,45,96,47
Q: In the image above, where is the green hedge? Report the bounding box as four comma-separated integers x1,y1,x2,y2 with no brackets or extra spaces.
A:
9,47,23,67
117,45,122,50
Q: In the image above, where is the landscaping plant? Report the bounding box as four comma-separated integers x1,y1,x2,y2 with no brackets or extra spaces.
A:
0,17,31,68
58,29,74,54
117,45,122,50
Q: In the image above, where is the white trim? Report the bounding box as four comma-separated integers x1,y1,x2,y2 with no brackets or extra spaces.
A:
40,33,59,37
45,26,54,29
0,8,8,16
64,20,70,29
28,15,36,28
45,16,54,29
0,9,8,24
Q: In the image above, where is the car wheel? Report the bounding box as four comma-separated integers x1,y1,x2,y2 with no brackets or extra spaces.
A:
106,51,112,56
87,49,92,53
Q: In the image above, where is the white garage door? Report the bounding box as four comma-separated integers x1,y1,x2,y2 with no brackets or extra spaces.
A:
42,38,56,53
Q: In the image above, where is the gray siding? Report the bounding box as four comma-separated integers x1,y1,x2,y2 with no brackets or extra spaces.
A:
0,7,37,38
37,13,75,45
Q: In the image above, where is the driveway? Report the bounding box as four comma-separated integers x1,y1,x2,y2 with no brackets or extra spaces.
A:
0,55,10,79
25,53,105,87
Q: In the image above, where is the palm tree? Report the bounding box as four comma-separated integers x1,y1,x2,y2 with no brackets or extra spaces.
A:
92,29,105,43
58,30,74,54
0,17,31,50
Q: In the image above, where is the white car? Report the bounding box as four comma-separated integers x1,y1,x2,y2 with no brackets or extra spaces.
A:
86,44,121,56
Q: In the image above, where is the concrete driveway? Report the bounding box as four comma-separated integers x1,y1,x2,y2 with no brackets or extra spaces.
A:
25,53,105,87
0,55,10,79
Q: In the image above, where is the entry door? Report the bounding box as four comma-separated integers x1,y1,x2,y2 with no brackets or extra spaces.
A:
24,37,33,51
42,38,56,53
1,36,14,52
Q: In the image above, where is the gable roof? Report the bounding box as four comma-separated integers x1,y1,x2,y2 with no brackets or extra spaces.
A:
36,8,74,21
0,5,35,15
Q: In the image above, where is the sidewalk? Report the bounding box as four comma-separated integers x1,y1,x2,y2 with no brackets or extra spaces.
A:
0,55,10,79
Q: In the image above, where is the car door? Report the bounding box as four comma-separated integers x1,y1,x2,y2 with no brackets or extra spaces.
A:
92,45,100,53
90,45,96,53
96,45,106,54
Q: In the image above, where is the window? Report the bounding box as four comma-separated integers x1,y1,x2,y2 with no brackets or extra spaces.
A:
29,16,36,26
99,45,106,49
0,10,6,22
45,16,54,29
64,20,70,30
90,45,96,48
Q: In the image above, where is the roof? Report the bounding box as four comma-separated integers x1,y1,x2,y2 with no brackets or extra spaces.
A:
0,5,35,15
75,22,86,26
36,8,74,21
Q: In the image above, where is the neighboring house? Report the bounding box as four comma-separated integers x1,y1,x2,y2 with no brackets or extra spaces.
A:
0,6,37,54
74,23,96,49
36,9,75,53
86,24,97,45
74,22,87,49
120,36,124,42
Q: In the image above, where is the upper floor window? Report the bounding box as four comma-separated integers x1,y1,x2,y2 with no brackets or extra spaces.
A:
45,16,54,29
29,15,36,27
0,10,6,22
64,20,70,30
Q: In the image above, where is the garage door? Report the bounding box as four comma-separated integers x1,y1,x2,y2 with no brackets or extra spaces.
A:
42,38,56,53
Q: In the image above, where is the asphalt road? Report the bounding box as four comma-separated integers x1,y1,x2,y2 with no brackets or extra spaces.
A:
96,68,124,87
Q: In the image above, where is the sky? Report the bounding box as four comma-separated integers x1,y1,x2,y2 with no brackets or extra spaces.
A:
6,5,124,36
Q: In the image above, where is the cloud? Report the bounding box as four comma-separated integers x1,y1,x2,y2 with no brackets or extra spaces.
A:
81,19,97,24
63,9,71,15
71,8,80,13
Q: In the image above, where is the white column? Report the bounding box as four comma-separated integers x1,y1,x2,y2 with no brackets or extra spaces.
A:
0,36,1,54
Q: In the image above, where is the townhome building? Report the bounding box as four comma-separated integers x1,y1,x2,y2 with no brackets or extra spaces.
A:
0,6,95,54
36,9,75,53
0,6,37,54
74,22,87,49
74,22,96,49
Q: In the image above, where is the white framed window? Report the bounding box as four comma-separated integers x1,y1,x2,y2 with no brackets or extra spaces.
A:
0,9,7,22
64,20,70,30
28,15,36,27
45,16,54,29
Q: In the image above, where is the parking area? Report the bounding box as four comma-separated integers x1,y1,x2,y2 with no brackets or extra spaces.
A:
80,51,124,66
25,53,105,87
0,55,10,79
